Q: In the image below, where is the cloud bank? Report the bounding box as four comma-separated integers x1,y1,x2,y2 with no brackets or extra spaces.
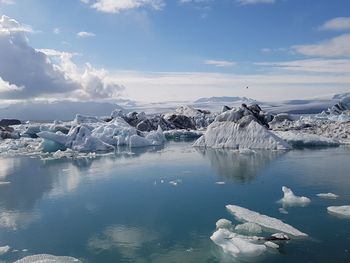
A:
0,15,124,101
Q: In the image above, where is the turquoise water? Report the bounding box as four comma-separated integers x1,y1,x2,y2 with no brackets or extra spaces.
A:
0,142,349,262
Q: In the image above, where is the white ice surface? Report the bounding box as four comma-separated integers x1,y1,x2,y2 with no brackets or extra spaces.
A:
327,206,350,219
264,241,279,249
14,254,81,263
226,204,307,237
317,193,339,199
280,186,311,207
210,228,267,258
193,121,291,150
235,222,262,234
0,245,10,255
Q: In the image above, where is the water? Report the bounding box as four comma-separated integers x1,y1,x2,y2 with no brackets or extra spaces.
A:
0,141,349,262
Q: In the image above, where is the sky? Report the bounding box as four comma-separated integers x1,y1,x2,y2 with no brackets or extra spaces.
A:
0,0,350,103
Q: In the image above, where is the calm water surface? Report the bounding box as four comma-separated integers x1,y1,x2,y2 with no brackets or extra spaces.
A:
0,141,349,262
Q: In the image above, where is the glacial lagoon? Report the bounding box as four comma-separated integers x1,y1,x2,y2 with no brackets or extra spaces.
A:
0,141,349,262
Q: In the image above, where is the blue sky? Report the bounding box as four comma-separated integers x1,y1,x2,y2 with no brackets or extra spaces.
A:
0,0,350,102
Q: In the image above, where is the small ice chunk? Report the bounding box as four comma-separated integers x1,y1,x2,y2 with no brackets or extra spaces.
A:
278,208,288,214
280,186,311,207
14,254,81,263
226,204,307,237
216,219,233,229
0,245,10,255
210,228,267,258
317,193,339,199
215,181,225,185
0,181,11,185
235,222,262,234
270,233,290,240
169,179,182,186
327,206,350,219
264,241,279,249
239,148,256,155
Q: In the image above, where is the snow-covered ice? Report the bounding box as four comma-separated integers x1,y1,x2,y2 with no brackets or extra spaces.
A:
327,206,350,219
274,131,340,148
235,222,262,234
316,193,339,199
226,204,307,237
280,186,311,207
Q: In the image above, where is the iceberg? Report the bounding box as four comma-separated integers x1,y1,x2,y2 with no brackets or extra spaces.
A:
37,118,166,152
280,186,311,207
193,121,291,150
226,204,307,237
327,206,350,219
316,193,339,199
14,254,81,263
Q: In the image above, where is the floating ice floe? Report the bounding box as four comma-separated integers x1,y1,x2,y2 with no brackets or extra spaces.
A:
210,228,267,258
280,186,311,207
327,206,350,219
14,254,81,263
235,222,262,234
193,121,291,150
215,181,226,185
0,245,10,255
226,204,307,237
316,193,339,199
274,131,340,148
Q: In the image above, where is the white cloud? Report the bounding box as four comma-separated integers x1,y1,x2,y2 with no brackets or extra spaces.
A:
293,33,350,58
236,0,275,5
76,31,96,38
0,15,32,33
319,17,350,31
204,59,236,67
0,15,124,101
0,0,15,4
80,0,90,3
111,70,350,102
53,27,60,34
87,0,165,13
255,58,350,73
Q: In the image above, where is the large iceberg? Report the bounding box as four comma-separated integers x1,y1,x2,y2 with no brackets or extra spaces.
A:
194,121,291,150
226,204,307,237
37,117,166,152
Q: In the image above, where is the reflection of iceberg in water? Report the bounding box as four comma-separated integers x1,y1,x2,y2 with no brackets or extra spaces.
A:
196,148,283,183
0,145,165,230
